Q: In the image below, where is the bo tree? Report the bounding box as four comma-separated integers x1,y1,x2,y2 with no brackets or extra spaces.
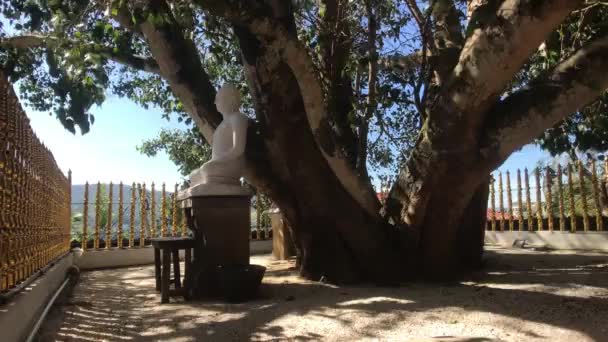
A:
2,0,608,283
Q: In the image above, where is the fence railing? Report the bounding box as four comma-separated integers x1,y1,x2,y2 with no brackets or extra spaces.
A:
0,72,71,292
488,159,608,232
73,182,272,250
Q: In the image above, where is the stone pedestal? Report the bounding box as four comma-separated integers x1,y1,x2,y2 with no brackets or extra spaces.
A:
268,209,296,260
182,196,250,267
180,191,266,301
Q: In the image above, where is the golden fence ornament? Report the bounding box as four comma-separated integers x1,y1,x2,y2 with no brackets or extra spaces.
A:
545,168,554,231
506,171,514,231
161,183,167,237
490,177,496,231
498,172,505,231
535,168,543,231
94,182,101,249
106,182,113,249
557,165,566,232
118,182,124,248
517,169,524,231
140,183,146,247
172,184,178,236
82,182,89,250
525,169,533,231
150,182,156,238
129,182,136,248
578,161,590,231
591,159,603,231
0,74,70,292
568,164,577,232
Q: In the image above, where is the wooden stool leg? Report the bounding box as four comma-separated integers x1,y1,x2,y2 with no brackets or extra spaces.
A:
184,248,191,299
154,248,161,291
161,249,171,303
172,249,181,289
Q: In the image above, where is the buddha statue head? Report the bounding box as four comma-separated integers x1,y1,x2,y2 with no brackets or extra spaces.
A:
215,83,241,115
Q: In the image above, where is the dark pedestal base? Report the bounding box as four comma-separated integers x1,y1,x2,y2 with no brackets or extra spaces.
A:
181,195,264,301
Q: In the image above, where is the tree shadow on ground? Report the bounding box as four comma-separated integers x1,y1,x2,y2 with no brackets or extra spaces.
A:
36,249,608,341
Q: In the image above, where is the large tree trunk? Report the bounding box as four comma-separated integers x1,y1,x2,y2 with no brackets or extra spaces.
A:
231,6,495,283
139,0,608,284
414,171,489,279
235,27,401,284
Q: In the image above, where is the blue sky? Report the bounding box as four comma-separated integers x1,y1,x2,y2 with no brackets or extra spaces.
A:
22,88,551,189
5,6,553,193
24,94,188,186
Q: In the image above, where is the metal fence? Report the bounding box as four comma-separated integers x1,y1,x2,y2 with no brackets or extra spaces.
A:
73,182,272,250
488,160,608,232
0,72,71,292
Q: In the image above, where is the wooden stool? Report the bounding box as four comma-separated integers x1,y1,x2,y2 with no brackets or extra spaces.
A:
151,237,196,303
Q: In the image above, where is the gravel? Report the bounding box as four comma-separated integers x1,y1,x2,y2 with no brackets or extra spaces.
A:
37,247,608,341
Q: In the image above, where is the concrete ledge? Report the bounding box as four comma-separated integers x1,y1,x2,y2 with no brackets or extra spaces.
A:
76,240,274,270
486,231,608,250
75,247,159,270
0,254,73,342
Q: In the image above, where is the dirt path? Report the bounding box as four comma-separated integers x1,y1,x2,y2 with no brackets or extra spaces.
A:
37,247,608,341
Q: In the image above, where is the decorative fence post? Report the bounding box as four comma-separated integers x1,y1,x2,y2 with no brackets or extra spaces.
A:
498,172,504,231
578,160,590,231
172,183,178,236
545,168,553,231
0,73,72,292
82,182,89,250
568,164,577,232
118,182,124,248
535,168,543,231
517,169,524,231
525,169,533,231
161,183,167,237
94,182,101,249
557,165,566,232
129,182,136,248
506,171,514,231
490,177,496,231
151,182,156,238
591,159,603,231
106,182,113,249
140,183,146,247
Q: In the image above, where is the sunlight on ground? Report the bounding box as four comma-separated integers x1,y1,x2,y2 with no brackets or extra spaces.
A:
37,248,608,341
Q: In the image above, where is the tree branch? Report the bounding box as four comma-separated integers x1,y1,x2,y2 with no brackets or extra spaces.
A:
0,34,160,74
136,1,222,142
195,0,382,216
431,0,464,84
444,0,581,119
481,34,608,165
404,0,425,30
319,0,358,166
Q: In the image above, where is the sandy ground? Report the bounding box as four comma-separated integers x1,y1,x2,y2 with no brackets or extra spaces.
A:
36,246,608,342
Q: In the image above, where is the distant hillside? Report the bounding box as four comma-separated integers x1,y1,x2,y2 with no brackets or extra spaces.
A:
70,183,269,237
71,183,175,229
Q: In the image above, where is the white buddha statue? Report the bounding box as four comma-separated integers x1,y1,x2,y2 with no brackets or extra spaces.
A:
180,83,250,197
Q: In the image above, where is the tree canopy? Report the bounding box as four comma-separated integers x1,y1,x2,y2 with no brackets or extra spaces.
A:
2,0,608,281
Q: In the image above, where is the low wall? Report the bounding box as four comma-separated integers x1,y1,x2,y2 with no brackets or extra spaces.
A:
485,231,608,250
0,254,74,342
76,240,274,271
